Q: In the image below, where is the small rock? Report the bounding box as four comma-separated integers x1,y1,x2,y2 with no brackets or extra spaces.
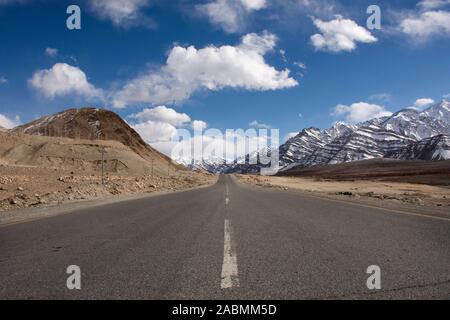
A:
16,193,27,200
408,198,424,206
9,198,18,205
17,187,24,191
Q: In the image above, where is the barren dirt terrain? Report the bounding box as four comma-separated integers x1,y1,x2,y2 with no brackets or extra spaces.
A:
280,158,450,186
236,174,450,217
0,131,215,212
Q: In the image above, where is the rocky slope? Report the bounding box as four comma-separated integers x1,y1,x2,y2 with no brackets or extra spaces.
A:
386,134,450,161
200,100,450,174
12,108,173,165
280,101,450,171
1,108,214,212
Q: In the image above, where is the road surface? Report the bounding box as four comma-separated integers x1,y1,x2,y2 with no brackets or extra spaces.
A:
1,175,449,299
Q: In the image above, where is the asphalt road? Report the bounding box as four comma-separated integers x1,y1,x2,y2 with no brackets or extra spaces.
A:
0,175,449,299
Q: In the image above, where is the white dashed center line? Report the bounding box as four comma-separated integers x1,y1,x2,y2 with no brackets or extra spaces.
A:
225,184,229,205
221,219,239,289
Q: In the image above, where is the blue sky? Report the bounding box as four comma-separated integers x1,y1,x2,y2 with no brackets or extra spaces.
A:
0,0,449,155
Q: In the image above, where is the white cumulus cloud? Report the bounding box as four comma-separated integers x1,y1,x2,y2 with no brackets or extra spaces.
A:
170,130,270,162
400,10,450,39
414,98,435,108
240,0,267,10
284,131,299,142
249,120,271,129
332,102,392,123
128,107,270,162
113,32,298,107
192,120,208,131
129,106,206,146
133,120,178,143
0,114,20,129
28,63,103,100
198,0,267,33
311,16,377,52
418,0,450,9
88,0,154,28
130,106,191,126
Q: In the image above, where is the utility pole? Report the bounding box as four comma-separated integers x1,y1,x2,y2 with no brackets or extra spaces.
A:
101,147,105,185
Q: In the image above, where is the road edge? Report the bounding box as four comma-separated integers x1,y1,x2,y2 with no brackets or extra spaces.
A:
232,174,450,222
0,175,219,227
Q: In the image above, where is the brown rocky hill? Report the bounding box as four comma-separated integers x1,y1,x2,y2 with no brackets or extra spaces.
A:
0,108,214,212
12,108,174,166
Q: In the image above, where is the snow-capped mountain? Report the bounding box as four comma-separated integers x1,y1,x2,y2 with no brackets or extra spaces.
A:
386,134,450,161
279,128,331,170
175,148,276,173
279,122,358,170
176,156,233,173
279,100,450,172
197,100,450,174
380,106,450,140
421,100,450,124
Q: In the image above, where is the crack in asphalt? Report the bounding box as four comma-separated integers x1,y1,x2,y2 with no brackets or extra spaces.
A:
317,279,450,299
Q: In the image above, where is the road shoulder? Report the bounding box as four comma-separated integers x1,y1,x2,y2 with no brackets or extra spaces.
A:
233,174,450,222
0,175,219,227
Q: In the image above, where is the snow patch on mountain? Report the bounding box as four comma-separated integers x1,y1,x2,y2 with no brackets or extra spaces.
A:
199,100,450,174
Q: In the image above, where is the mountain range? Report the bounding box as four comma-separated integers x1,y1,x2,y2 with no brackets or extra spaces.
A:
3,101,449,175
193,100,450,174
